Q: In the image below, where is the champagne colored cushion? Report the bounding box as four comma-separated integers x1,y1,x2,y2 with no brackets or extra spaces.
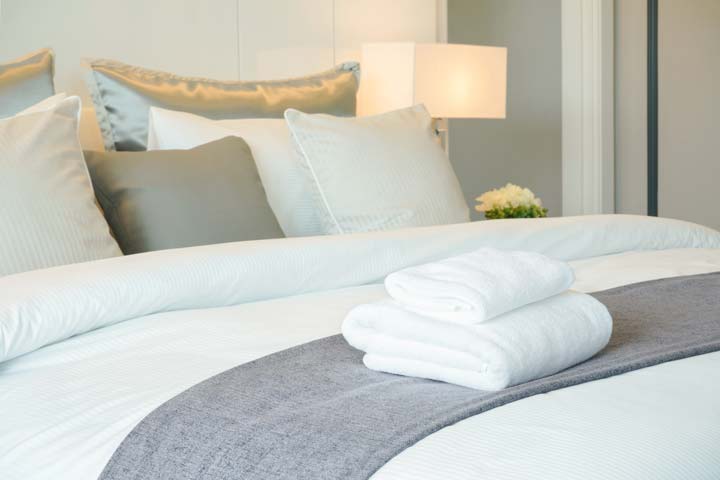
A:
84,58,359,152
0,48,55,118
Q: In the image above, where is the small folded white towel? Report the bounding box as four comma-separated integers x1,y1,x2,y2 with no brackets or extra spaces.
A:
342,291,612,391
384,248,575,324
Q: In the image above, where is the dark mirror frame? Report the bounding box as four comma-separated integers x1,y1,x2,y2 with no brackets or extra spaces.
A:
647,0,659,216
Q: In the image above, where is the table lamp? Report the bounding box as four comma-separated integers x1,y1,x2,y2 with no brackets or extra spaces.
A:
358,42,507,150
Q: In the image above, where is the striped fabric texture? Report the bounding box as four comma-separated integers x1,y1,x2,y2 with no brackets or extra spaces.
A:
0,96,121,277
285,105,470,235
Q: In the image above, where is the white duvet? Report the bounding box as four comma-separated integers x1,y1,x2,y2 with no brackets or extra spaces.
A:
2,215,720,479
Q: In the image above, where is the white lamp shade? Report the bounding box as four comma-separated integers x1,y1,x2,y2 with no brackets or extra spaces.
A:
358,42,507,119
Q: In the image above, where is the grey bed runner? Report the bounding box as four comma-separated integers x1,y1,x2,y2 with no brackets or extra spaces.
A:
100,273,720,480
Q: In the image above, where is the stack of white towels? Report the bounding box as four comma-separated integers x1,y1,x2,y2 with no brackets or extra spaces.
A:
342,248,613,391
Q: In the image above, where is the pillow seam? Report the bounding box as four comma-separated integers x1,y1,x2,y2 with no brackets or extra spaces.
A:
87,172,130,253
82,64,117,151
286,120,345,235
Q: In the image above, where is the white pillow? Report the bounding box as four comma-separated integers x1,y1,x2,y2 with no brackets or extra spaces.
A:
284,104,469,234
0,96,121,276
147,107,322,238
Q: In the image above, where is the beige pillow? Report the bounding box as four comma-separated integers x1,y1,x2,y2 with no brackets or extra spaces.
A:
84,58,360,151
0,96,122,276
0,48,55,118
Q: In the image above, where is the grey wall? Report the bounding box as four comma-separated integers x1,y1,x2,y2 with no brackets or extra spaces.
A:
657,0,720,229
447,0,562,219
614,0,647,215
614,0,720,230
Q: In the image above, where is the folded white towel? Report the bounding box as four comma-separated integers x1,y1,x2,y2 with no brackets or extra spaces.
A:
384,248,575,324
342,291,612,391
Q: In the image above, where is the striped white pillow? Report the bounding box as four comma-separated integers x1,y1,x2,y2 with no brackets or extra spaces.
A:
0,96,121,276
285,105,469,234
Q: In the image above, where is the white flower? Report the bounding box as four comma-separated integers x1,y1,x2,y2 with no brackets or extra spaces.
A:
475,183,543,212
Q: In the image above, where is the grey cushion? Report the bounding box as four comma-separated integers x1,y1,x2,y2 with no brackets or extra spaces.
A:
0,48,55,118
84,137,284,254
83,58,360,151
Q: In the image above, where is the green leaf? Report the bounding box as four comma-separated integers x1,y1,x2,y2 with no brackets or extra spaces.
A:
484,205,548,220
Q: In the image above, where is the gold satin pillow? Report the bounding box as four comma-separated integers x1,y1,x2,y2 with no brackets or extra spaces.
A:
83,58,359,151
0,48,55,118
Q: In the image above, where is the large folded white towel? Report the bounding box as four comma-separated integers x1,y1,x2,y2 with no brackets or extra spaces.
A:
342,291,612,391
384,248,575,324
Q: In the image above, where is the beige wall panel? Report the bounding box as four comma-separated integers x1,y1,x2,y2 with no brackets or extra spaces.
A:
236,0,334,80
0,0,239,101
334,0,438,64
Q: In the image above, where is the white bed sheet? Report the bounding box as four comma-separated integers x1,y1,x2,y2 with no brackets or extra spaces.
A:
1,247,720,479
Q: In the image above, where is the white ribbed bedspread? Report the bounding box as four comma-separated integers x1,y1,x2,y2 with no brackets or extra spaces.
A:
1,217,720,479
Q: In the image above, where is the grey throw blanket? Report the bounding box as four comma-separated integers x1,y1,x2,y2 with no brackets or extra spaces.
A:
100,273,720,480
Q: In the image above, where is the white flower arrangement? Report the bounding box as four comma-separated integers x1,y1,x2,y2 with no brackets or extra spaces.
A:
475,183,548,219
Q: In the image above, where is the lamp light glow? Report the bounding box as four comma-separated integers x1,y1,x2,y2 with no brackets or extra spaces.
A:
358,42,507,119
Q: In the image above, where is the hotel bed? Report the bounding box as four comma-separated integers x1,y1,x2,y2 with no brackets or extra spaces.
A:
2,48,720,480
2,215,720,480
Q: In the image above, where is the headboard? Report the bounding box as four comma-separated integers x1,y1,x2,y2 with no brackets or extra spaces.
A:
0,0,443,150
